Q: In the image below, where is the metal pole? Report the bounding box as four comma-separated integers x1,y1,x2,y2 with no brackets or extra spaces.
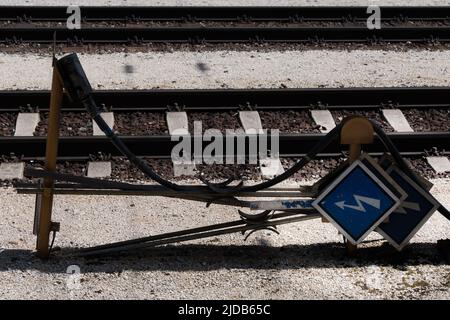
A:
340,117,374,255
36,65,63,259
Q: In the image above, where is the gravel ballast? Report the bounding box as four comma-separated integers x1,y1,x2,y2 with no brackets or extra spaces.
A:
2,51,450,90
0,113,17,136
403,109,450,132
114,112,168,135
188,111,241,132
1,0,447,6
260,110,319,133
35,112,93,136
3,109,449,137
332,110,394,132
0,177,449,299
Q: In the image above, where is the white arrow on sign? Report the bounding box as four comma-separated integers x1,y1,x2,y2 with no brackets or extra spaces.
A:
394,201,420,214
335,195,381,212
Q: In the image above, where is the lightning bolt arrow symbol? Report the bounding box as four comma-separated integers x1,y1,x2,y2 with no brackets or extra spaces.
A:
335,195,381,212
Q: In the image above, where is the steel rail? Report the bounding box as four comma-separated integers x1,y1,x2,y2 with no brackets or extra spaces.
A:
1,132,448,160
1,26,449,44
15,185,313,198
1,6,449,22
1,87,450,112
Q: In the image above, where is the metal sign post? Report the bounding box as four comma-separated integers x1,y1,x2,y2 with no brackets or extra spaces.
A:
35,62,63,259
341,118,373,254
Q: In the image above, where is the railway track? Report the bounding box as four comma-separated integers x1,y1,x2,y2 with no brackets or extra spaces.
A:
0,87,448,161
1,132,449,160
2,6,449,22
1,87,450,112
1,6,450,44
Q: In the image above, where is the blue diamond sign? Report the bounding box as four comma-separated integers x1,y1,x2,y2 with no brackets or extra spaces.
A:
312,156,404,244
377,166,439,250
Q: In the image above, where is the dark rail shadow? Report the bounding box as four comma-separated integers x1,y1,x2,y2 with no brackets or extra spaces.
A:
0,242,446,274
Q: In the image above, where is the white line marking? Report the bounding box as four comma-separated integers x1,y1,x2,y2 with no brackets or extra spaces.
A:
335,195,381,212
394,201,421,214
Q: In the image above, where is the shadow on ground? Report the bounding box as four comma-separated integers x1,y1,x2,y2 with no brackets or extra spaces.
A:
0,242,446,274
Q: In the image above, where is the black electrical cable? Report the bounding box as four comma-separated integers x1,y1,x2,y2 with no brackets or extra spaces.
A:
371,121,450,220
197,122,344,194
49,230,57,252
52,53,450,222
54,53,343,195
52,55,398,198
197,118,450,222
55,54,204,192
